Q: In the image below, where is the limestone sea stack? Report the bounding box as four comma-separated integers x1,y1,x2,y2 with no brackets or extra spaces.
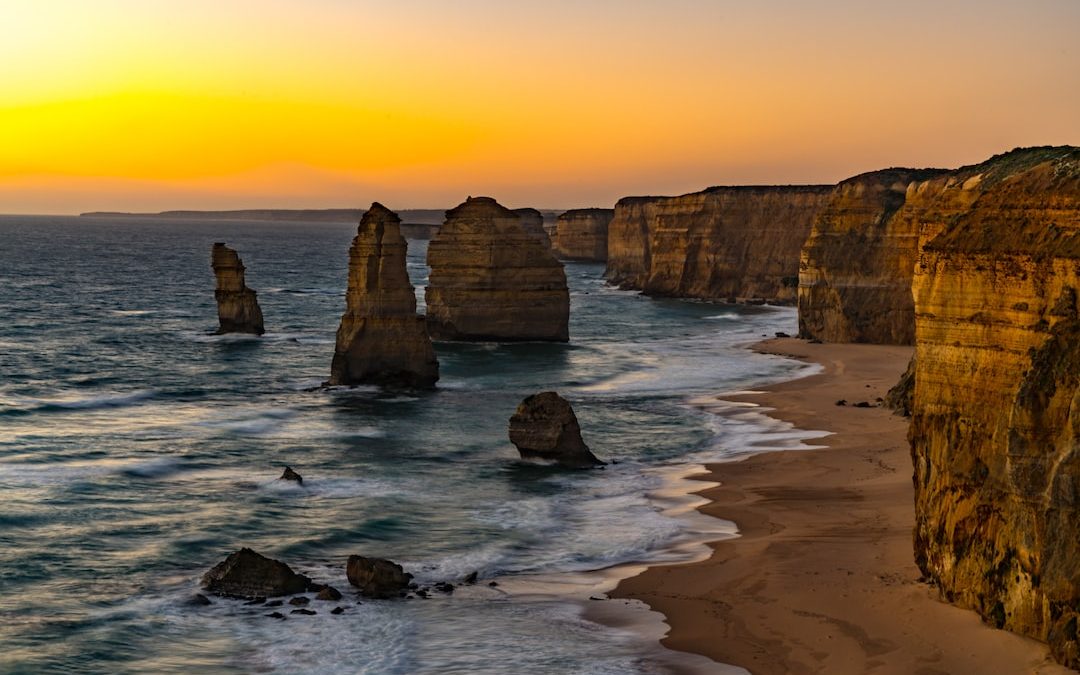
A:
513,207,553,250
508,391,603,468
605,186,833,302
908,146,1080,666
211,243,265,335
554,208,613,261
426,197,569,342
327,203,438,388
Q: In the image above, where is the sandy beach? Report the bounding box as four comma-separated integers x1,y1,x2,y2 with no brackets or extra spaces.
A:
613,338,1069,674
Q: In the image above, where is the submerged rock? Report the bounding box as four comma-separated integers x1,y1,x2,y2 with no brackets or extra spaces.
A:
508,392,603,468
211,243,265,335
201,548,312,599
327,203,438,388
426,197,569,342
346,555,413,599
279,466,303,485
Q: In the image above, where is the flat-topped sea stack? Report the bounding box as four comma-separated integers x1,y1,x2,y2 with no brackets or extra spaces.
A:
426,197,569,342
513,208,553,250
555,208,613,261
211,243,264,335
605,186,833,302
327,203,438,388
908,146,1080,666
798,168,948,343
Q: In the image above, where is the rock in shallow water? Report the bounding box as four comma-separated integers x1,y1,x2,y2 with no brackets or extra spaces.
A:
345,555,412,599
508,392,603,468
279,466,303,485
201,548,312,599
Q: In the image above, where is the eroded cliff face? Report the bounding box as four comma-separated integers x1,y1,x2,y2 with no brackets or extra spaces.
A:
798,168,948,343
211,243,264,335
605,186,832,302
909,147,1080,666
426,197,569,342
513,208,553,250
554,208,614,261
327,203,438,388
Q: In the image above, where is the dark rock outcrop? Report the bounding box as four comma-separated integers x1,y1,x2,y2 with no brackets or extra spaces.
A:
797,168,949,343
346,555,413,599
508,391,603,467
201,548,312,599
327,203,438,388
605,186,832,302
909,146,1080,667
211,243,265,335
279,466,303,484
555,208,613,261
425,197,569,342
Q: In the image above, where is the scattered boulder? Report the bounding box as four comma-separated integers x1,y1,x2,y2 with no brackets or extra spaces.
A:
211,243,265,335
316,586,342,601
775,331,791,338
290,608,317,616
201,548,312,599
835,399,847,406
854,401,872,408
331,606,345,615
186,593,213,607
288,596,310,606
327,203,439,388
279,466,303,485
346,556,413,599
508,392,603,468
264,600,283,608
266,612,286,620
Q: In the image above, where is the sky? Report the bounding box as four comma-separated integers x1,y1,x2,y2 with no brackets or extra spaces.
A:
1,0,1077,214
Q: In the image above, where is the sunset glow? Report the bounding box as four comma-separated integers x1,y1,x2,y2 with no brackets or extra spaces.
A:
2,0,1078,213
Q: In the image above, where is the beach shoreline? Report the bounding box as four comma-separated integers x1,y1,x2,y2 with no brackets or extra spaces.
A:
609,337,1068,674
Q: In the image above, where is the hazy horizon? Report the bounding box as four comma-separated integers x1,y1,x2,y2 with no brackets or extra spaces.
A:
2,0,1078,214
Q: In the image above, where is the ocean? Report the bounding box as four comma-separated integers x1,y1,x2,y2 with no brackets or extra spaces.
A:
0,215,823,674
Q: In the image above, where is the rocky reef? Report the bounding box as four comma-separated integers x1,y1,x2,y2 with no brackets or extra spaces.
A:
605,186,832,302
554,208,614,261
508,391,603,467
327,203,438,388
201,548,313,599
908,146,1080,666
211,243,265,335
797,168,948,343
426,197,569,342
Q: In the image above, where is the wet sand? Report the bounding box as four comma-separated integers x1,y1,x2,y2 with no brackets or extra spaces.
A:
612,338,1067,674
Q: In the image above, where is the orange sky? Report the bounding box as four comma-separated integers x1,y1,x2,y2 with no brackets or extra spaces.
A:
1,0,1078,213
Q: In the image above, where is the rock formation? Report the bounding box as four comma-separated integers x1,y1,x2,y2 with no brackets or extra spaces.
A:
508,391,603,467
797,169,948,343
513,207,553,249
327,203,438,388
211,243,265,335
909,146,1080,666
201,548,313,598
554,208,614,261
279,466,303,485
426,197,569,342
605,186,832,302
346,555,413,598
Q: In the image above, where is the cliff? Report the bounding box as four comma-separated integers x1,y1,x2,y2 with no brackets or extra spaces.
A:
605,186,832,302
798,168,948,343
909,146,1080,666
327,203,438,388
426,197,569,341
554,208,613,261
211,243,264,335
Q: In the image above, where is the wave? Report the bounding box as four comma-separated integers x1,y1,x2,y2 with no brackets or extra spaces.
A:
3,389,157,415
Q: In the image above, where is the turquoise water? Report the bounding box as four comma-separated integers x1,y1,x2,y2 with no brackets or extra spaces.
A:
0,215,812,674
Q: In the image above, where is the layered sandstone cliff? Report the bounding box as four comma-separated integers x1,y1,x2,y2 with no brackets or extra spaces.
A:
327,203,438,388
426,197,569,341
211,243,264,335
909,146,1080,666
554,208,613,261
605,186,832,302
798,168,948,343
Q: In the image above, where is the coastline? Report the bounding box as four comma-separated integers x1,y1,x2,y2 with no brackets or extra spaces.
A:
610,338,1069,674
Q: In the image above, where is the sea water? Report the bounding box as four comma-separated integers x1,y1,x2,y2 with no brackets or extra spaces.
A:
0,215,822,674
